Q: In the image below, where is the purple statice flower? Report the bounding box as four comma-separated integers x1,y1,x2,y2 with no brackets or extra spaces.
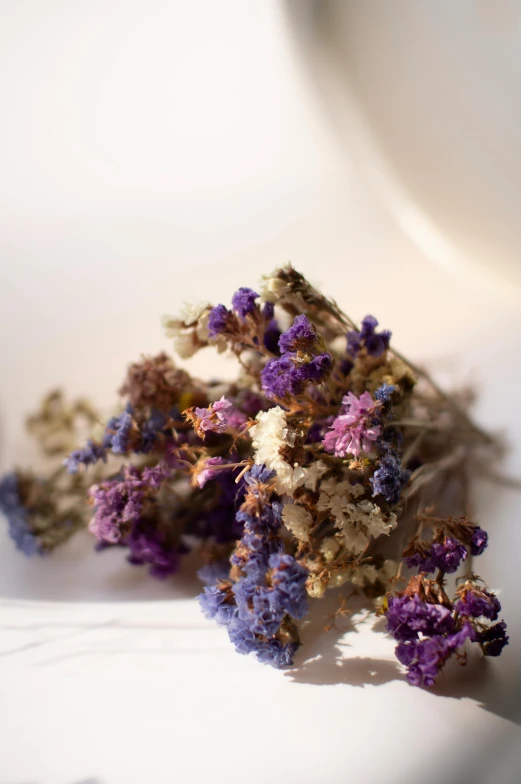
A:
323,391,381,457
339,357,354,376
347,315,391,358
199,582,236,625
64,439,107,474
370,450,410,504
405,537,468,575
226,615,299,668
126,523,183,579
470,526,488,556
375,383,396,404
105,404,134,454
231,287,259,319
262,302,274,320
476,621,509,657
261,352,332,399
245,463,276,487
234,580,285,636
138,409,168,453
268,553,308,620
208,304,233,337
197,561,230,585
254,637,299,668
0,473,43,556
386,594,454,642
396,623,473,687
263,319,282,354
429,537,468,574
88,475,143,544
196,457,227,488
278,315,318,354
455,586,501,621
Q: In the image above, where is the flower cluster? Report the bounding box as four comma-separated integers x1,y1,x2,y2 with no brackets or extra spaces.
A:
0,265,508,690
385,574,508,687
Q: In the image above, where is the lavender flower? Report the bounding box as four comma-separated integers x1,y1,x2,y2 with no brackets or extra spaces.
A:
268,553,308,619
323,391,381,457
231,287,259,318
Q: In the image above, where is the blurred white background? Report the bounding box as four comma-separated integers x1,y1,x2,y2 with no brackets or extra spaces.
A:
0,2,520,783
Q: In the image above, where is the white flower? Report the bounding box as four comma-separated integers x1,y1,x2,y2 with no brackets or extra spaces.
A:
259,271,291,302
250,407,306,495
316,476,395,553
162,302,211,358
303,460,328,492
319,536,340,563
282,503,313,542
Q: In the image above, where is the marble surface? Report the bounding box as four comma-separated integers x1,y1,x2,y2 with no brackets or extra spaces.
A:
0,2,520,783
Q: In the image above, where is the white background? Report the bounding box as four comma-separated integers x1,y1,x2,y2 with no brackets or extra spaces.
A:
0,2,520,783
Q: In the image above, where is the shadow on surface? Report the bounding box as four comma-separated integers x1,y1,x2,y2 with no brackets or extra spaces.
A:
285,589,521,727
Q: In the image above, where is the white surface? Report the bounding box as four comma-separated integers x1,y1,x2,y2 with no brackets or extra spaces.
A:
0,2,520,783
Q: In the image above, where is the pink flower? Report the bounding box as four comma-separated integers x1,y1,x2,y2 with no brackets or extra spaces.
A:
194,397,233,433
323,391,380,457
196,457,226,488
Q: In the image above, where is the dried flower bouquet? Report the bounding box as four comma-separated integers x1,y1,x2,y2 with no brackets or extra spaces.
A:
0,267,509,687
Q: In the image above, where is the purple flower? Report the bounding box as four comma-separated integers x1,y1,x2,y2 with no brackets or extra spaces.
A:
64,440,107,474
386,595,454,642
347,315,391,357
396,624,473,687
88,465,168,544
430,537,468,574
278,315,318,354
262,302,274,320
208,304,233,337
370,450,410,504
226,616,299,668
127,522,183,579
323,391,381,457
375,383,396,404
263,319,282,354
231,287,259,318
405,537,468,575
476,621,509,657
268,553,308,619
199,583,236,625
0,473,43,556
105,405,134,454
261,352,332,399
470,526,488,556
455,587,501,621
